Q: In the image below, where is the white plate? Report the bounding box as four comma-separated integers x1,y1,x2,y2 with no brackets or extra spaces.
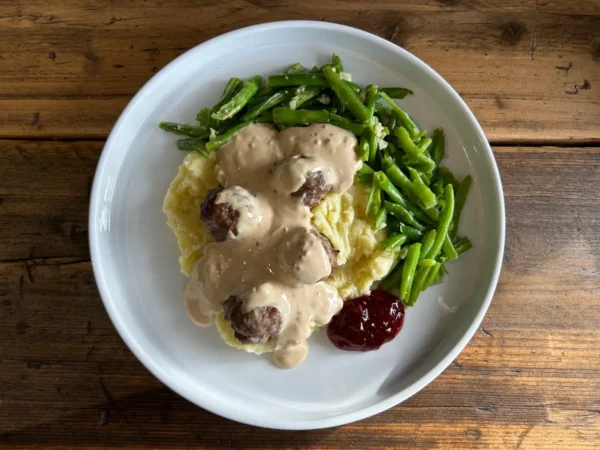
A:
89,21,505,430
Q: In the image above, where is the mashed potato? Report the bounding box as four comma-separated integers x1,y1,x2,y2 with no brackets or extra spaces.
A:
311,184,396,299
164,153,396,352
163,153,220,275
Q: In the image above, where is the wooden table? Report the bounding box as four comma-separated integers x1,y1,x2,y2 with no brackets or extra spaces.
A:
1,1,599,448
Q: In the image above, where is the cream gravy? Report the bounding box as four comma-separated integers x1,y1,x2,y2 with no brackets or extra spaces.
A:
185,123,360,368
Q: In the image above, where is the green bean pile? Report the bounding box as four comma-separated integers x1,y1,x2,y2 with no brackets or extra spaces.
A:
159,54,472,306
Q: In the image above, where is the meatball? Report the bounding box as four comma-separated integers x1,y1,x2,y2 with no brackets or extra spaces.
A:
311,230,338,271
200,188,238,242
277,228,338,284
291,170,332,208
223,295,282,344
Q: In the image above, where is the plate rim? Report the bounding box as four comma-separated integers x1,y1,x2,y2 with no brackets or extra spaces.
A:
89,20,506,430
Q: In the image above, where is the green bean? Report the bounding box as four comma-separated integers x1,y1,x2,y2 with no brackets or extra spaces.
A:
380,87,413,99
357,173,373,185
380,260,403,291
289,86,323,109
375,171,408,206
284,63,306,74
381,154,394,171
403,153,436,174
366,176,382,218
385,163,415,197
359,130,371,162
431,128,445,166
413,130,427,142
454,236,472,255
176,137,209,158
386,141,399,155
331,54,344,73
436,167,459,190
420,171,432,186
398,247,410,260
241,89,289,121
374,102,392,117
432,179,444,198
408,203,438,227
331,94,346,116
196,108,211,127
368,126,379,164
387,215,400,235
424,207,440,224
300,97,329,110
386,111,399,133
384,201,424,230
246,96,271,111
408,266,430,305
452,175,472,238
417,137,432,153
419,259,437,268
345,81,362,95
408,168,437,209
159,122,209,138
379,91,420,138
357,162,374,177
365,85,379,121
419,230,437,260
442,235,458,260
322,65,371,123
254,86,277,99
267,73,329,87
396,126,425,158
212,75,262,121
254,111,273,123
272,107,329,126
385,165,436,224
423,262,442,289
329,117,365,135
380,233,407,252
386,163,415,193
373,207,387,231
399,243,421,301
205,121,251,152
210,77,243,115
426,184,455,259
398,223,423,241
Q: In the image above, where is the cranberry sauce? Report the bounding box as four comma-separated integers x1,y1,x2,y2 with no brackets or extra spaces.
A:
327,289,405,351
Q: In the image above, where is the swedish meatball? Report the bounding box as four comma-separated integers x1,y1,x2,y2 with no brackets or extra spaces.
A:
223,295,282,344
291,170,332,208
277,228,338,284
201,186,263,242
200,188,238,242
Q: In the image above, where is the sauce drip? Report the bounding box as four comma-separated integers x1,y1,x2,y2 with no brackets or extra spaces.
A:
327,289,405,351
184,123,360,368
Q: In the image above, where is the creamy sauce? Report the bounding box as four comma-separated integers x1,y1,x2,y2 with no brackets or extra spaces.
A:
185,123,360,368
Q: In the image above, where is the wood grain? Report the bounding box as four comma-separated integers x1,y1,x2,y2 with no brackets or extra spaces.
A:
1,139,599,448
0,0,598,141
0,140,97,261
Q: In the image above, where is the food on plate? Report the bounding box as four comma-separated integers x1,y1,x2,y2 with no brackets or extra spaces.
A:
161,55,472,368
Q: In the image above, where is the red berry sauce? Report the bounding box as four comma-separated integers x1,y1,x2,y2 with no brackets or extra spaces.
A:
327,289,405,351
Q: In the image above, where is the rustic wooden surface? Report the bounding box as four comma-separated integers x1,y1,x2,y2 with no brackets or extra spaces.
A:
1,0,599,448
